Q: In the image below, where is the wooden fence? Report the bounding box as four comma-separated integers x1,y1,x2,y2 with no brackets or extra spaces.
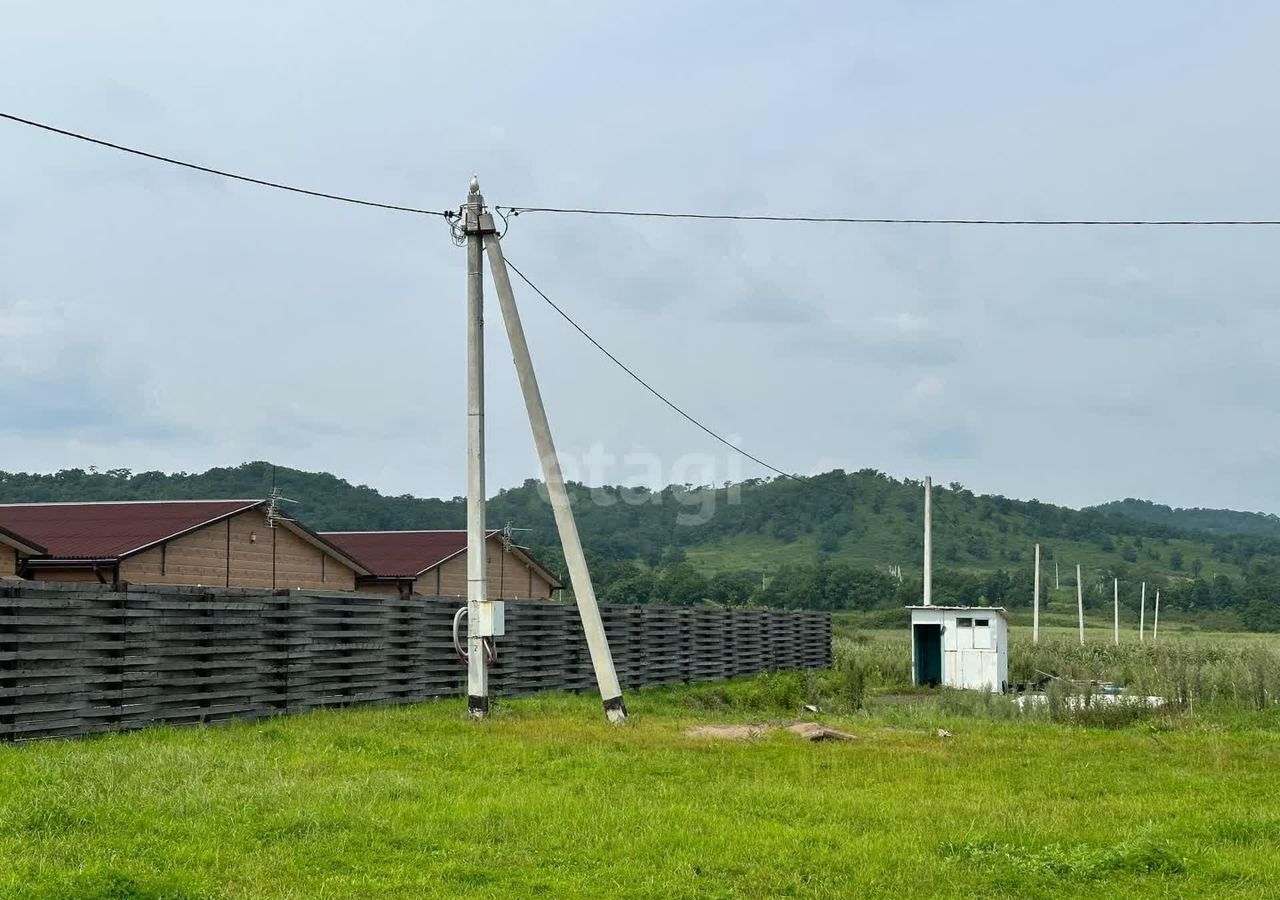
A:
0,583,832,741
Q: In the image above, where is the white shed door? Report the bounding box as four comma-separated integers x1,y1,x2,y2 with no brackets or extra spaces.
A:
973,618,993,650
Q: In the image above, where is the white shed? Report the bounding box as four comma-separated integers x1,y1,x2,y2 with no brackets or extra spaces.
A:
907,606,1008,693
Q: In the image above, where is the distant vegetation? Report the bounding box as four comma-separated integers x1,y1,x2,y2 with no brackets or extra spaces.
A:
2,462,1279,630
1092,498,1280,540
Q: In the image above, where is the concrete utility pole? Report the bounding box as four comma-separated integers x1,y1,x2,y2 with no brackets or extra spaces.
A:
1139,581,1146,643
922,476,932,606
1033,543,1041,644
485,224,627,723
1076,564,1085,645
462,177,491,716
1153,590,1160,642
1113,577,1120,645
1055,560,1060,591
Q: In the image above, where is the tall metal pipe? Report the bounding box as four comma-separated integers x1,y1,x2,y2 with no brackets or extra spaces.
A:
922,476,932,606
1033,543,1040,643
1113,578,1120,645
1076,564,1085,645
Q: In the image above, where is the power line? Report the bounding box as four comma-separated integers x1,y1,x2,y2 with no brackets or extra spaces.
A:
503,255,844,495
8,112,1278,227
502,205,1280,227
1,112,449,217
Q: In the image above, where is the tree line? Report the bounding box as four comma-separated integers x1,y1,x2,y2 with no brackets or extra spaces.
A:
1,462,1277,630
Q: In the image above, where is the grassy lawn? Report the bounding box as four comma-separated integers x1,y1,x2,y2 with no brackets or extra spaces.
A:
3,679,1280,898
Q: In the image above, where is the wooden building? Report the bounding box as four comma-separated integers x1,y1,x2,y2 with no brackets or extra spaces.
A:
0,500,369,590
320,530,562,599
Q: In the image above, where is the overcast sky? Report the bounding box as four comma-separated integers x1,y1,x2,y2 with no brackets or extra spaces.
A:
3,3,1279,513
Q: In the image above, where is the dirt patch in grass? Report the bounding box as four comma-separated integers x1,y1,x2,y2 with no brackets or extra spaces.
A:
683,724,773,740
786,722,856,741
684,722,857,742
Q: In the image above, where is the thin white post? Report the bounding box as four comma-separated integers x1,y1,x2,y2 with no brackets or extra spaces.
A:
1153,590,1160,642
1076,564,1084,645
485,233,627,723
1113,577,1120,645
1055,560,1060,591
923,476,932,606
462,177,490,716
1139,581,1146,642
1033,543,1040,644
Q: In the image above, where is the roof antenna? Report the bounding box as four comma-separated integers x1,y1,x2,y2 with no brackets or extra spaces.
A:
265,466,298,528
501,521,532,552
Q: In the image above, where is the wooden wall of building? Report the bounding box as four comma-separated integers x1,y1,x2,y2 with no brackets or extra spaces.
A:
0,546,18,577
27,567,106,583
117,509,356,590
350,580,407,598
416,535,555,599
434,553,467,597
273,522,356,591
122,516,229,586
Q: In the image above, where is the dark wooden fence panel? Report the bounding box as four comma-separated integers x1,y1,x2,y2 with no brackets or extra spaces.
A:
0,588,128,739
730,607,766,677
600,605,644,689
491,600,569,698
0,584,832,741
640,605,685,686
688,606,729,682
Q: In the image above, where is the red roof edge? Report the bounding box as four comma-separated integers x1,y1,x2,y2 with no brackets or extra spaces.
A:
276,516,373,576
0,523,46,556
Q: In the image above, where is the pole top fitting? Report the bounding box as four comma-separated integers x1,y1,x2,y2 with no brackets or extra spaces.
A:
462,175,491,232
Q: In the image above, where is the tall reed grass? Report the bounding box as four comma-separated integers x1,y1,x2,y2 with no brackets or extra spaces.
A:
822,631,1280,724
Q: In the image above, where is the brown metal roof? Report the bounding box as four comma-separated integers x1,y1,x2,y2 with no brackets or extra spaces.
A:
0,499,263,559
321,529,562,588
0,522,46,555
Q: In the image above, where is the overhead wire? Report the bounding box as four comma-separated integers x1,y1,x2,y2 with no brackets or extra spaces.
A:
8,111,1279,226
0,112,451,217
502,255,848,497
500,205,1280,227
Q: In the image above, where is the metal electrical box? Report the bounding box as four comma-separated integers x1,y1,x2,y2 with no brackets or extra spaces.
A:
474,600,505,637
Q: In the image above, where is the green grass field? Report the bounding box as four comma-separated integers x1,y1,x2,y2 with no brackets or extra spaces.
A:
3,641,1280,900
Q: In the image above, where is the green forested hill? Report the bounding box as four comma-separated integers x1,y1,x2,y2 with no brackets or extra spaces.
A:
1,462,1277,629
1091,498,1280,540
